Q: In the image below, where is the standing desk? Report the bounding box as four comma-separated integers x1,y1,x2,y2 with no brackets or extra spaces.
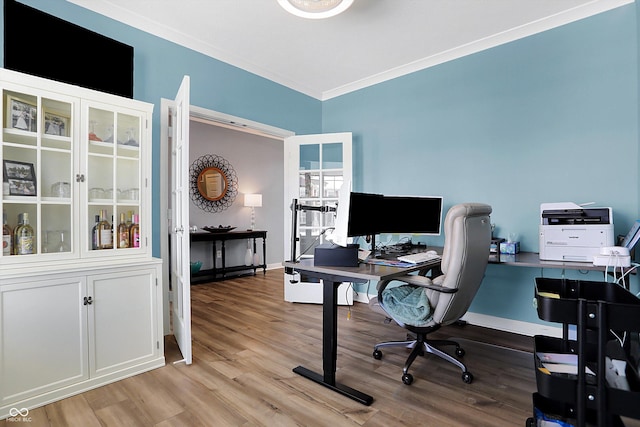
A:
283,257,441,405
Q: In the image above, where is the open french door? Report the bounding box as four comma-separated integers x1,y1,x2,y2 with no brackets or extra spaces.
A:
283,132,353,304
170,76,192,364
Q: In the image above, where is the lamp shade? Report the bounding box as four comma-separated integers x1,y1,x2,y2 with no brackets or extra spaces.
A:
244,194,262,208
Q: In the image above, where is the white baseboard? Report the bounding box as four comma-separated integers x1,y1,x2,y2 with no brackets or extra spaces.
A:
353,292,561,338
460,312,562,338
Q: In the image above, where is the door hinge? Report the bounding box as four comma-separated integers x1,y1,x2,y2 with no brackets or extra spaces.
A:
157,341,160,349
155,278,158,287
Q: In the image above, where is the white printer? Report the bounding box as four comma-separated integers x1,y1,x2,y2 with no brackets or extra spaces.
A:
539,202,614,262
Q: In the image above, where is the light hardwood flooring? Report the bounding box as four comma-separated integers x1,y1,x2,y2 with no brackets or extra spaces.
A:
4,269,638,426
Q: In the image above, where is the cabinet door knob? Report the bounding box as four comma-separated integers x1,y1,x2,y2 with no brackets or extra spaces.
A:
76,174,85,182
83,296,93,305
174,226,184,233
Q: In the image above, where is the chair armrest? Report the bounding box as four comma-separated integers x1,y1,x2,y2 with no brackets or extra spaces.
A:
399,275,458,293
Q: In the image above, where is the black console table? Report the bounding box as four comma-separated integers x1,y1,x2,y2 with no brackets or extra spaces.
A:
190,230,267,283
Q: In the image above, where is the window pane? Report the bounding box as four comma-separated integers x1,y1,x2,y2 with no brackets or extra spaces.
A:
299,144,319,170
299,172,320,198
322,172,343,198
322,143,342,169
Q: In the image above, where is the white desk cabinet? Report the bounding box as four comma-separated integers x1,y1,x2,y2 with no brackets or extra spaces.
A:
0,261,164,418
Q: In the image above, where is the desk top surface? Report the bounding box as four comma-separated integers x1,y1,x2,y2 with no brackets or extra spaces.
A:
283,258,440,282
491,251,622,271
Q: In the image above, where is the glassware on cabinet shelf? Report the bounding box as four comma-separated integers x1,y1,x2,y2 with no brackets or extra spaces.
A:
88,120,102,142
123,127,138,147
88,187,105,201
103,125,114,143
120,188,139,201
50,182,70,198
46,229,69,253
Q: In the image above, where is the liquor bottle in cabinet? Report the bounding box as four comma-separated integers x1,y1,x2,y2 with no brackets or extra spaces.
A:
2,212,12,256
129,214,140,248
14,212,34,255
91,214,100,250
97,209,113,250
117,213,129,248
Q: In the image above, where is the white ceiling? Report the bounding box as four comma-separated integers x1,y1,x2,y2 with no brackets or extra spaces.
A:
67,0,631,100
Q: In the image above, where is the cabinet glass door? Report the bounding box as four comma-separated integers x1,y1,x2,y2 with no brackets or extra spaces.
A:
85,104,142,254
1,88,74,260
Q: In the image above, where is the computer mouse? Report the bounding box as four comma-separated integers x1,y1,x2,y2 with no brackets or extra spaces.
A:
426,250,438,256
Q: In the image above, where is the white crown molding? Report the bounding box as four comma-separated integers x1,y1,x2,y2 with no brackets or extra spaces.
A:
321,0,633,100
68,0,632,101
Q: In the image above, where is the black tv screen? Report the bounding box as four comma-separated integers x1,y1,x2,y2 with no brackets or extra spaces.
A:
4,0,134,98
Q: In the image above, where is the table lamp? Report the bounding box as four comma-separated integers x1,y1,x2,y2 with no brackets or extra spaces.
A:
244,193,262,231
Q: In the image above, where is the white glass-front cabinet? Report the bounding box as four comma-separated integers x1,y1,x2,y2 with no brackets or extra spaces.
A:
0,69,164,420
0,69,150,263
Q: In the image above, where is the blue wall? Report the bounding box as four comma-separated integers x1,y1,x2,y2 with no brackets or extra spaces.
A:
4,1,639,327
323,4,639,325
1,0,322,257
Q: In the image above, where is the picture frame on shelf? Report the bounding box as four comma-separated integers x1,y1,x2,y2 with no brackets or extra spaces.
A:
6,95,37,132
43,109,69,137
3,159,36,196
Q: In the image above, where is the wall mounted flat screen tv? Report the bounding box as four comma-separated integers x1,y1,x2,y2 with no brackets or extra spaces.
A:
4,0,134,98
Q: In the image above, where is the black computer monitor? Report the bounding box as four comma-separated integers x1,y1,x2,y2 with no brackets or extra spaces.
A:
327,188,443,248
377,196,443,236
347,192,384,237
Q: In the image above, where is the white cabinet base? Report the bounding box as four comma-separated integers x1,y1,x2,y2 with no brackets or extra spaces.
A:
0,259,165,420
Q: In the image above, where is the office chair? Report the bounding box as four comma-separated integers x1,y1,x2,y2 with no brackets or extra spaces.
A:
369,203,492,385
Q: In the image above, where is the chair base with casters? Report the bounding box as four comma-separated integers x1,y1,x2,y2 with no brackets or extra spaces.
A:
368,203,492,386
372,324,473,385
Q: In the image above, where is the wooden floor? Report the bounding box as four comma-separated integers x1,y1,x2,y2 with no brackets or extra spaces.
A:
5,268,636,426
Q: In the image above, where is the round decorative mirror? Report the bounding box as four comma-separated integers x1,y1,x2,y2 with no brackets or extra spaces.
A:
197,167,227,201
190,154,238,212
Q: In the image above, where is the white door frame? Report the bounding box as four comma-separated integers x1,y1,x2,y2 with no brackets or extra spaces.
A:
159,104,293,335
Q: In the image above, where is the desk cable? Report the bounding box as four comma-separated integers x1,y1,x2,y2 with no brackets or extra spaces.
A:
294,227,335,262
288,227,335,283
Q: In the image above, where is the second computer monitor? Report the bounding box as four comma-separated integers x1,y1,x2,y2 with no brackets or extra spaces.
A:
377,195,443,236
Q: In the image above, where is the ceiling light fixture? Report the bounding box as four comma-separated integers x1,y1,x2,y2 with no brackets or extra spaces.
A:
277,0,354,19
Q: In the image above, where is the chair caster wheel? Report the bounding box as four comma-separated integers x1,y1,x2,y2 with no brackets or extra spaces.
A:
456,347,465,357
373,349,382,360
462,371,473,383
402,373,414,385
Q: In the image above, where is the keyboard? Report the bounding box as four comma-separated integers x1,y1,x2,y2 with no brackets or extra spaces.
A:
397,251,441,264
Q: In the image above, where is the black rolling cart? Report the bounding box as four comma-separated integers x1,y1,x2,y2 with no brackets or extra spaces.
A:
526,278,640,427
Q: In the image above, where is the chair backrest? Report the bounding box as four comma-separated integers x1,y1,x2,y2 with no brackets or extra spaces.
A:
428,203,492,326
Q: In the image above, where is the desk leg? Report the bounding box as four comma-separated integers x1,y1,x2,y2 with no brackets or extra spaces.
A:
293,280,373,406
